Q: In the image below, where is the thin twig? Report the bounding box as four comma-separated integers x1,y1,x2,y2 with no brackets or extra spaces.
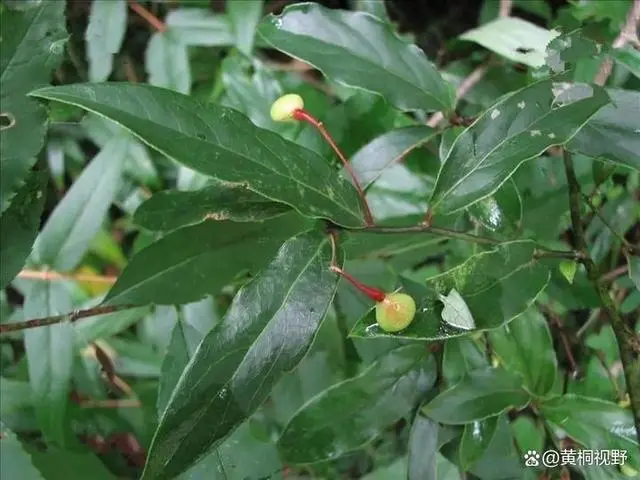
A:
80,398,141,409
601,265,630,283
18,269,117,284
499,0,513,17
563,149,640,442
0,304,137,334
582,193,637,254
127,0,166,33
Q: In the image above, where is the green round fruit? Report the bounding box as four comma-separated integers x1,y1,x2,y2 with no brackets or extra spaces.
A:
375,293,416,332
270,94,304,122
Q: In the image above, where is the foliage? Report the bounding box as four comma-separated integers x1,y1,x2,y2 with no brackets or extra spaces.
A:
0,0,639,479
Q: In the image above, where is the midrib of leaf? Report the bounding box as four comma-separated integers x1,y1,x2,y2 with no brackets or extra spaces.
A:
432,87,606,212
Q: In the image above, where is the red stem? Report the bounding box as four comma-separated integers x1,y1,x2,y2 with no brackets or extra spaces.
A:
292,109,374,226
331,266,386,302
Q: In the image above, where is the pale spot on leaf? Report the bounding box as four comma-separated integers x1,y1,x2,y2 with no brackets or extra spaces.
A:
490,109,500,119
530,130,541,136
548,133,556,139
517,101,526,109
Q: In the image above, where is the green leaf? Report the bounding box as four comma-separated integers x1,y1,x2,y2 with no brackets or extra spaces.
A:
350,240,550,340
135,179,290,231
258,3,455,113
429,78,609,214
30,450,115,480
165,9,234,46
32,134,128,271
349,126,437,189
0,425,45,480
628,255,640,291
541,395,639,469
24,282,75,446
85,0,126,82
442,337,487,386
145,31,191,94
568,89,640,170
467,179,523,236
0,1,66,213
74,305,150,346
29,83,365,227
460,17,560,67
489,308,557,397
439,288,475,330
511,416,544,454
142,231,339,479
0,168,47,289
559,259,578,284
104,212,307,306
408,415,459,480
278,346,436,463
459,416,499,470
466,415,523,480
423,367,530,424
1,378,33,417
612,46,640,79
227,0,263,55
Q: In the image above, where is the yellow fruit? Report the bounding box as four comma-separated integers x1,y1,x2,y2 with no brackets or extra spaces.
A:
270,94,304,122
375,293,416,332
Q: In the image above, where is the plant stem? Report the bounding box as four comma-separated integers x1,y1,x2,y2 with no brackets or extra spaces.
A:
582,193,637,255
127,0,166,33
330,265,386,302
563,149,640,442
0,304,137,334
292,109,374,226
18,269,117,284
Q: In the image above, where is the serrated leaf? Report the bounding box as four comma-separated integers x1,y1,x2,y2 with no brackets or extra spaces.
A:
227,0,263,55
423,367,530,424
29,84,365,227
278,346,436,463
0,168,47,289
85,0,126,82
258,3,455,113
142,231,339,479
489,308,557,396
460,17,560,67
350,240,550,340
134,179,290,231
145,31,191,94
32,134,128,271
165,9,234,46
568,89,640,170
459,417,499,470
429,78,609,214
349,125,437,189
24,281,75,446
0,1,66,212
541,395,639,469
0,425,45,480
104,212,307,306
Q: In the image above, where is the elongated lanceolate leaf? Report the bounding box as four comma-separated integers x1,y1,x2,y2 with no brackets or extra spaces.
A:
429,78,609,214
30,84,365,227
258,3,455,113
142,231,339,479
85,0,126,82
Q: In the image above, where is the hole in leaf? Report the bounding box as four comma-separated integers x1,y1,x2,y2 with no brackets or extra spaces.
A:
0,113,16,130
516,47,534,54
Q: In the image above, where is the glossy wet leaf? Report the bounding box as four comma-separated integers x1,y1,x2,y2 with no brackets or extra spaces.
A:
541,395,639,469
135,179,290,231
350,240,550,340
459,416,499,470
278,346,436,463
349,126,437,189
423,367,530,424
85,0,126,82
466,415,523,480
30,84,365,227
0,1,66,213
0,169,47,289
568,89,640,170
467,179,522,236
24,281,75,446
32,135,128,271
145,31,191,94
227,0,263,55
104,213,307,306
0,426,45,480
429,78,609,214
258,3,455,113
142,231,339,479
408,415,459,480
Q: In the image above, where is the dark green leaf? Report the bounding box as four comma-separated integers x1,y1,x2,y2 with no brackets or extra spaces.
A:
544,28,603,74
612,46,640,79
423,367,530,424
165,9,234,46
24,282,75,446
0,168,47,289
466,415,523,480
258,3,455,112
442,337,487,386
142,231,339,479
459,416,499,470
429,78,609,214
489,307,557,396
104,212,307,306
30,84,365,227
135,180,290,231
349,126,437,189
0,1,66,212
541,395,639,469
585,195,637,263
278,346,436,463
85,0,126,82
32,134,128,271
227,0,263,55
350,240,550,340
511,416,544,454
628,255,640,291
568,89,640,170
408,415,459,480
0,425,45,480
467,179,523,236
145,31,191,94
30,450,115,480
1,378,33,417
